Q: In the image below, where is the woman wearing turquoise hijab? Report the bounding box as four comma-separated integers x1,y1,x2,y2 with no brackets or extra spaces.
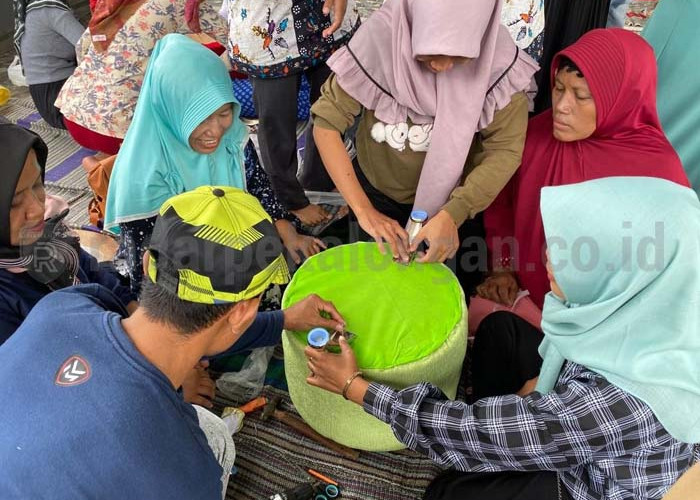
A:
643,0,700,198
306,176,700,499
105,34,324,292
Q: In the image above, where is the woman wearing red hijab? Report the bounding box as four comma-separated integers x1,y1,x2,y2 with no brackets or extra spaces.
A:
471,28,690,400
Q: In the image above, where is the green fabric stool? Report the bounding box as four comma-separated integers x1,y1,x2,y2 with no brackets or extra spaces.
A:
282,242,468,451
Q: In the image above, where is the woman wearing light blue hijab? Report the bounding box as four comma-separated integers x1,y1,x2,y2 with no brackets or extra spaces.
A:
537,176,700,444
105,34,324,293
305,176,700,499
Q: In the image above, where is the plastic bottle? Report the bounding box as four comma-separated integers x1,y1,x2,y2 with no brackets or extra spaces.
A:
403,209,428,263
406,210,428,244
307,328,330,350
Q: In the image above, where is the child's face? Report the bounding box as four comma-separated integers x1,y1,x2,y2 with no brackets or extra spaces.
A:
415,55,470,73
545,250,566,301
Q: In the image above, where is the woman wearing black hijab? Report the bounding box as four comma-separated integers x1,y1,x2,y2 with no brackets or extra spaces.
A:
534,0,611,112
0,121,136,343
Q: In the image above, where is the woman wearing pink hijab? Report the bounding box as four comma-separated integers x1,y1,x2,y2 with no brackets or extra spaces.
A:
312,0,537,287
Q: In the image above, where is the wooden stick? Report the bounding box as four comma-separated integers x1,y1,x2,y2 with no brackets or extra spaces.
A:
273,410,361,460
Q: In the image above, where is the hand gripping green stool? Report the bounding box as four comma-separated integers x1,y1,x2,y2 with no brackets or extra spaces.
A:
282,242,468,451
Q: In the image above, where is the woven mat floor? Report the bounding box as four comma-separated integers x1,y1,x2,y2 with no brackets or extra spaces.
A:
214,385,444,500
210,337,475,500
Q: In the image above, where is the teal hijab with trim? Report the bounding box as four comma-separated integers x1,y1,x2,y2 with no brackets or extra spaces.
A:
105,34,247,231
536,176,700,443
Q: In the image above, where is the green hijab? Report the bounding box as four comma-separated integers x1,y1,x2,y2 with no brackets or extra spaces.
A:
105,34,247,231
536,176,700,443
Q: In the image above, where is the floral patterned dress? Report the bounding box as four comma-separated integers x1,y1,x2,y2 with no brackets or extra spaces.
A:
55,0,228,139
501,0,545,63
226,0,361,78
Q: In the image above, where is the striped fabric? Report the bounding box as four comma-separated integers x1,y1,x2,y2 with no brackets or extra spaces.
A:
194,225,264,250
177,269,217,300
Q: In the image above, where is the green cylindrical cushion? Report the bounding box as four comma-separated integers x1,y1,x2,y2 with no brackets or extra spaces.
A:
282,242,468,451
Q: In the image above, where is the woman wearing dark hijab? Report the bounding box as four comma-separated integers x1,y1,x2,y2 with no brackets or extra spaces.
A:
0,121,137,344
534,0,611,113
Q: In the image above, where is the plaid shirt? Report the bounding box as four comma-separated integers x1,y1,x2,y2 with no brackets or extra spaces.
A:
363,362,695,500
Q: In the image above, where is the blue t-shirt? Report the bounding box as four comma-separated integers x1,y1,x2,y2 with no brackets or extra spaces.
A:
0,248,136,344
0,285,283,499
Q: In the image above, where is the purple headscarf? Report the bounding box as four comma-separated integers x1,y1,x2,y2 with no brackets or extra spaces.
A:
327,0,538,216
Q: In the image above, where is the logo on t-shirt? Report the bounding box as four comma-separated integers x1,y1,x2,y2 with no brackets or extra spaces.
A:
55,355,92,386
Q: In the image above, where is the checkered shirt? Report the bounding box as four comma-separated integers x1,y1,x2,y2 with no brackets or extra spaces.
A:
363,362,695,500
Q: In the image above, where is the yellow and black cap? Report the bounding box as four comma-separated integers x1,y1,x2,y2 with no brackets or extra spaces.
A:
147,186,290,304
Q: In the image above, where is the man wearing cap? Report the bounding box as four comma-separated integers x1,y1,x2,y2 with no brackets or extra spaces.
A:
0,186,344,500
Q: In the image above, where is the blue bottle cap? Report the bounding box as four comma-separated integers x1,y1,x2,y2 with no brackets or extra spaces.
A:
410,210,428,222
325,484,340,498
307,328,330,348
